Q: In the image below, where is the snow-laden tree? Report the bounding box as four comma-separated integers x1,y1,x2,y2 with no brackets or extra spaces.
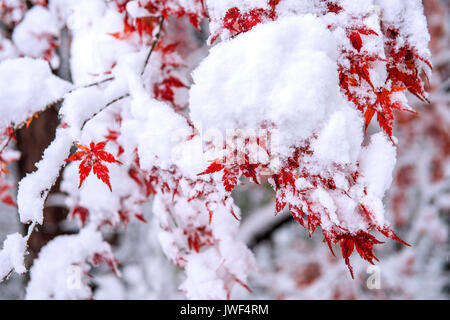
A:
0,0,447,299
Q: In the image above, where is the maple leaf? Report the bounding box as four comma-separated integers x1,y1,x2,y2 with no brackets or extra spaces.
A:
0,183,16,207
70,206,89,225
349,32,363,51
222,166,240,192
364,86,412,138
4,126,16,143
197,158,225,176
222,6,270,37
91,252,120,275
348,27,378,51
65,141,121,191
335,231,383,279
153,76,187,109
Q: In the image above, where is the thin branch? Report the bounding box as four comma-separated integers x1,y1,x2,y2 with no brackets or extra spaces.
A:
0,135,12,154
80,16,165,131
141,16,165,76
69,77,115,94
80,93,130,131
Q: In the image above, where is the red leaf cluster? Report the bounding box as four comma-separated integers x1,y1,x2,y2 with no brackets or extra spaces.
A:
337,22,430,139
111,0,207,40
91,252,120,275
335,231,382,278
185,226,214,253
212,1,280,42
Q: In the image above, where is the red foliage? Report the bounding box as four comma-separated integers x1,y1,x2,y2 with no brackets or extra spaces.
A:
327,2,343,14
335,231,382,278
348,27,378,51
362,86,414,139
337,22,430,140
65,141,121,191
0,151,18,207
70,206,89,225
153,76,187,110
91,252,120,275
198,157,259,193
185,226,214,253
111,0,207,40
0,183,16,207
212,1,280,42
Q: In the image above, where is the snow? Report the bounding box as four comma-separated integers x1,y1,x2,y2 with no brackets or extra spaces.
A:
358,132,397,226
0,0,26,25
0,0,443,301
12,6,61,68
206,0,268,18
122,98,192,172
25,226,115,299
311,110,362,166
67,0,139,85
375,0,431,59
360,133,396,198
0,35,18,62
126,1,151,18
0,233,27,280
190,14,355,162
0,58,72,132
17,128,73,224
179,250,229,299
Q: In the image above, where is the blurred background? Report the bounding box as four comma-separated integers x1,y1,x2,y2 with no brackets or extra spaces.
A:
0,0,448,299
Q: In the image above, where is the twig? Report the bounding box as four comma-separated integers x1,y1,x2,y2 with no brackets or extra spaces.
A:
80,93,130,131
0,135,12,154
68,77,115,94
81,16,165,131
141,16,165,76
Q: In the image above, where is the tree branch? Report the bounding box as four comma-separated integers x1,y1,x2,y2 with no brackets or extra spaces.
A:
141,16,165,76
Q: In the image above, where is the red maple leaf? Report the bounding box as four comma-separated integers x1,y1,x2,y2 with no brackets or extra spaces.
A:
327,2,343,14
0,183,16,207
65,141,121,191
348,27,378,52
197,158,225,176
70,206,89,225
153,76,187,110
198,157,260,193
335,231,383,279
364,86,412,138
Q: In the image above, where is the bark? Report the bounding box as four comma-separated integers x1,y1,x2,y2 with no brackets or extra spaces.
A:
17,106,67,266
